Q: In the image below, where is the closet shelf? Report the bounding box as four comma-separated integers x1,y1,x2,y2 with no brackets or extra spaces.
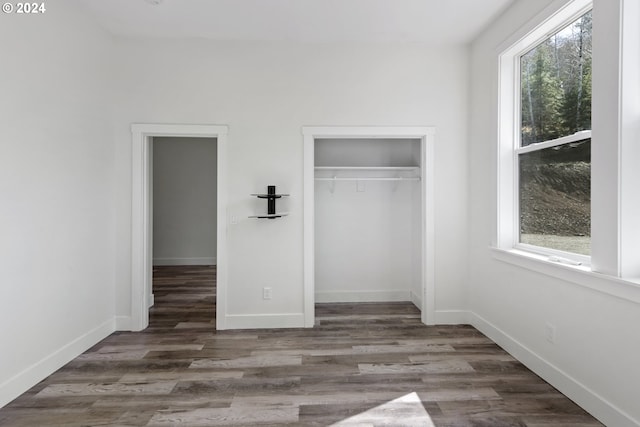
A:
315,166,419,171
315,177,420,182
315,166,421,182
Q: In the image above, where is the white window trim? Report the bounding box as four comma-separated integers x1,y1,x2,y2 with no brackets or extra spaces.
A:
491,247,640,304
615,0,640,278
516,130,591,155
495,0,640,298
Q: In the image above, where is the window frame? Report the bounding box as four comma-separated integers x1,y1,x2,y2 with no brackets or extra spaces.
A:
493,0,640,304
497,0,593,266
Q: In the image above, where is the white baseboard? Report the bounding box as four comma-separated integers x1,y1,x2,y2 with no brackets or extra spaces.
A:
0,318,115,408
410,290,422,310
315,290,411,303
153,257,216,266
147,293,155,309
469,311,639,427
434,310,469,324
115,315,132,331
223,313,305,330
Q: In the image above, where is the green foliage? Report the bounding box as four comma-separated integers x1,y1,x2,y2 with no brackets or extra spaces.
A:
520,11,592,146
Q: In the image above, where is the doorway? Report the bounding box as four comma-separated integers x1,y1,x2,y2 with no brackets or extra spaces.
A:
130,124,229,331
302,126,436,327
152,137,217,269
150,137,217,324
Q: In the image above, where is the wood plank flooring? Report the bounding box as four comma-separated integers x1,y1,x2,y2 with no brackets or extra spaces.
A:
0,266,602,426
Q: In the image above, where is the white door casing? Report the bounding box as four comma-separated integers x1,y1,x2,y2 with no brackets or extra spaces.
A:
302,126,436,327
130,124,228,331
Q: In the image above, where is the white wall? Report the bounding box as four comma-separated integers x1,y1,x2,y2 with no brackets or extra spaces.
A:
0,4,115,407
469,1,640,425
315,181,416,303
314,138,420,167
113,40,470,326
153,137,217,266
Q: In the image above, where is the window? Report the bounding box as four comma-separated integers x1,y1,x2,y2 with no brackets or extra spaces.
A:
496,0,593,264
496,0,640,288
518,11,592,256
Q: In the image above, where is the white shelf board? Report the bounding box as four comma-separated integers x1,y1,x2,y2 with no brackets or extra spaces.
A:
315,177,420,181
314,166,419,171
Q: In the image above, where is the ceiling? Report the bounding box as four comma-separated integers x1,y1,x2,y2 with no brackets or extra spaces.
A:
77,0,514,44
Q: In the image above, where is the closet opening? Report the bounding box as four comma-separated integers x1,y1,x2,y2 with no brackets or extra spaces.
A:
303,127,436,328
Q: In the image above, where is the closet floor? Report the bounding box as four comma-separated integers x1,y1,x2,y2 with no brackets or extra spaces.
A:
0,266,602,426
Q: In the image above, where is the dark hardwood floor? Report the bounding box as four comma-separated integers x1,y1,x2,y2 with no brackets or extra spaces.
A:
0,266,602,426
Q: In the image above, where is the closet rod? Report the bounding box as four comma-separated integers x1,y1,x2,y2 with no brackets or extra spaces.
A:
315,177,420,182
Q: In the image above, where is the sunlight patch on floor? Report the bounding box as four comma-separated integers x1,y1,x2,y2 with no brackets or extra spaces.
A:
331,392,435,426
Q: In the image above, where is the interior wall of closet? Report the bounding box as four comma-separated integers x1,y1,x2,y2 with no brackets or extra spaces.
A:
314,138,423,308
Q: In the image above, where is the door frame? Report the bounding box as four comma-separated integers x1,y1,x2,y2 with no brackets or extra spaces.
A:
130,124,229,331
302,126,436,327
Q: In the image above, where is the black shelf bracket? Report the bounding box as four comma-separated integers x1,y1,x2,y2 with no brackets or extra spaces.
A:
250,185,289,219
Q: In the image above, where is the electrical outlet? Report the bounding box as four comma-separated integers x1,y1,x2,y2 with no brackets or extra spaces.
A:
229,214,238,225
545,323,556,344
263,287,272,300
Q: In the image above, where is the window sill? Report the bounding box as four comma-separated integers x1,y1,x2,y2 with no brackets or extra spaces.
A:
490,247,640,304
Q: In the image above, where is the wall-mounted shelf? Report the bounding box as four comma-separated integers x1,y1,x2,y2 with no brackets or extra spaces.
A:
314,166,420,177
250,193,291,198
250,185,289,219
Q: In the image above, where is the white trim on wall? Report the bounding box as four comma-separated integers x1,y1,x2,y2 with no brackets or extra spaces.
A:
434,310,470,325
469,311,639,427
115,316,132,331
315,291,413,304
224,313,306,330
410,290,423,311
130,124,228,332
302,126,436,328
0,318,114,408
